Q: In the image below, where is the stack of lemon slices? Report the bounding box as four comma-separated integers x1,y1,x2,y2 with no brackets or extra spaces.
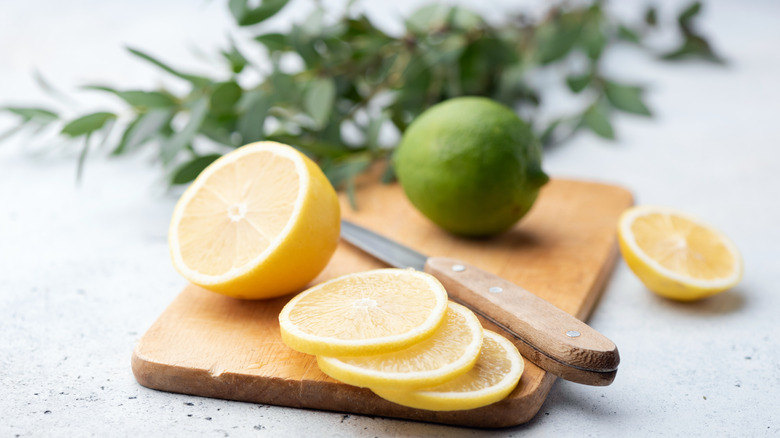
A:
279,269,525,411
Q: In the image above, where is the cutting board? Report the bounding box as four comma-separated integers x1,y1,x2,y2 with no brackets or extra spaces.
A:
132,178,633,428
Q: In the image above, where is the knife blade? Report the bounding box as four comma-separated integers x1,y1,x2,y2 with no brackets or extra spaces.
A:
340,219,620,386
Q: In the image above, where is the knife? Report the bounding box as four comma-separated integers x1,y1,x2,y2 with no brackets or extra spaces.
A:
340,219,620,386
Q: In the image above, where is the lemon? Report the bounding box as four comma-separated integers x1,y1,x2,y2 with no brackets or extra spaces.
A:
393,96,548,237
317,301,483,390
168,141,340,299
278,269,449,357
372,330,524,411
618,205,743,301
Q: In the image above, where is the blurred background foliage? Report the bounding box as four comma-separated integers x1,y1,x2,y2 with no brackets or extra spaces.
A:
0,0,720,197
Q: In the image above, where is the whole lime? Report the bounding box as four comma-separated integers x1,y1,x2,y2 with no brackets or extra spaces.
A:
393,97,548,237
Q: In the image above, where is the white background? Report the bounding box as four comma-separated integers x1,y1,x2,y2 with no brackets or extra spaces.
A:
2,0,779,436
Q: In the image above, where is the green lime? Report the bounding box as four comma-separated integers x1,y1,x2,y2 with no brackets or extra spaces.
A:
393,97,548,237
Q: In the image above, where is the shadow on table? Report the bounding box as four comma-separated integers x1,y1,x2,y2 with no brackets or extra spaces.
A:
654,288,746,317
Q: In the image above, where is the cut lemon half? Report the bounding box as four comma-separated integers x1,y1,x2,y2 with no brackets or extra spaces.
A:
168,141,340,299
279,269,449,357
618,205,743,301
317,301,483,390
372,330,524,411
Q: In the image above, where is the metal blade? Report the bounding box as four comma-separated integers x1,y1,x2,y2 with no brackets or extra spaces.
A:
340,220,427,271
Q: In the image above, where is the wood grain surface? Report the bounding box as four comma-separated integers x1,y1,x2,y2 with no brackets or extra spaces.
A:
131,179,633,428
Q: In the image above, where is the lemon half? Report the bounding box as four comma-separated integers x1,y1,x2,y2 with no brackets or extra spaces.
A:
168,141,340,299
618,205,743,301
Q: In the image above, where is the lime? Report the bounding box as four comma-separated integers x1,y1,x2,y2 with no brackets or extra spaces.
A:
393,97,548,236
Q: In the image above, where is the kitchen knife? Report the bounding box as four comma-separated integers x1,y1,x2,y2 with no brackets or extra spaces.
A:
340,219,620,386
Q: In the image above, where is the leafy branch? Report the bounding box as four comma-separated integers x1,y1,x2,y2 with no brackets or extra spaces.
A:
1,0,722,192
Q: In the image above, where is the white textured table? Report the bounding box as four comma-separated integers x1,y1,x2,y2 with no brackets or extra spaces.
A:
2,1,778,436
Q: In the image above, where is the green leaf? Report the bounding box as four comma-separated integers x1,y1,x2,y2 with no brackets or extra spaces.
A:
660,35,725,64
229,0,289,27
644,6,658,27
199,115,238,146
406,5,450,34
221,39,249,74
160,98,209,164
583,105,614,139
1,106,58,122
171,154,222,185
581,21,606,59
323,155,371,209
288,24,320,69
76,133,92,184
237,91,270,144
617,25,641,44
536,20,582,64
269,135,350,159
380,159,396,184
365,112,389,152
254,33,288,51
458,36,513,96
97,117,116,150
539,119,562,147
61,112,117,137
304,78,336,128
445,6,484,31
209,81,243,115
127,47,210,86
406,5,482,34
84,85,177,108
566,74,591,93
323,155,371,188
678,2,702,30
113,109,172,155
267,69,300,105
604,81,652,116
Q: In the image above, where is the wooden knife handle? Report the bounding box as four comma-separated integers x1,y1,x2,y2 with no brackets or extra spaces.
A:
425,257,620,386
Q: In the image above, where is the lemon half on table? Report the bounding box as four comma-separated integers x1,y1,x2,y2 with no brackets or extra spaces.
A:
168,141,340,299
618,205,743,301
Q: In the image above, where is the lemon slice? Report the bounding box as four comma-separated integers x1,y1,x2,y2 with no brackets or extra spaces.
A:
278,269,449,357
317,301,483,390
618,205,743,301
168,141,340,299
372,330,524,411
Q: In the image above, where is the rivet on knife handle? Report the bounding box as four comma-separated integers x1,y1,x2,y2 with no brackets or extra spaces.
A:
425,257,620,386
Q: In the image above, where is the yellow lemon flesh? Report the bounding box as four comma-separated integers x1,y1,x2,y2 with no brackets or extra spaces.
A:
278,269,449,357
168,141,340,299
372,330,524,411
317,301,483,390
618,205,743,301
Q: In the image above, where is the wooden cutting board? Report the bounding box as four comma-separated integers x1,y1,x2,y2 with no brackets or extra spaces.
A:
132,179,633,428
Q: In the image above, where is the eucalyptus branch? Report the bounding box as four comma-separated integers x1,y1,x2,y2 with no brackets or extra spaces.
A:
0,0,722,194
